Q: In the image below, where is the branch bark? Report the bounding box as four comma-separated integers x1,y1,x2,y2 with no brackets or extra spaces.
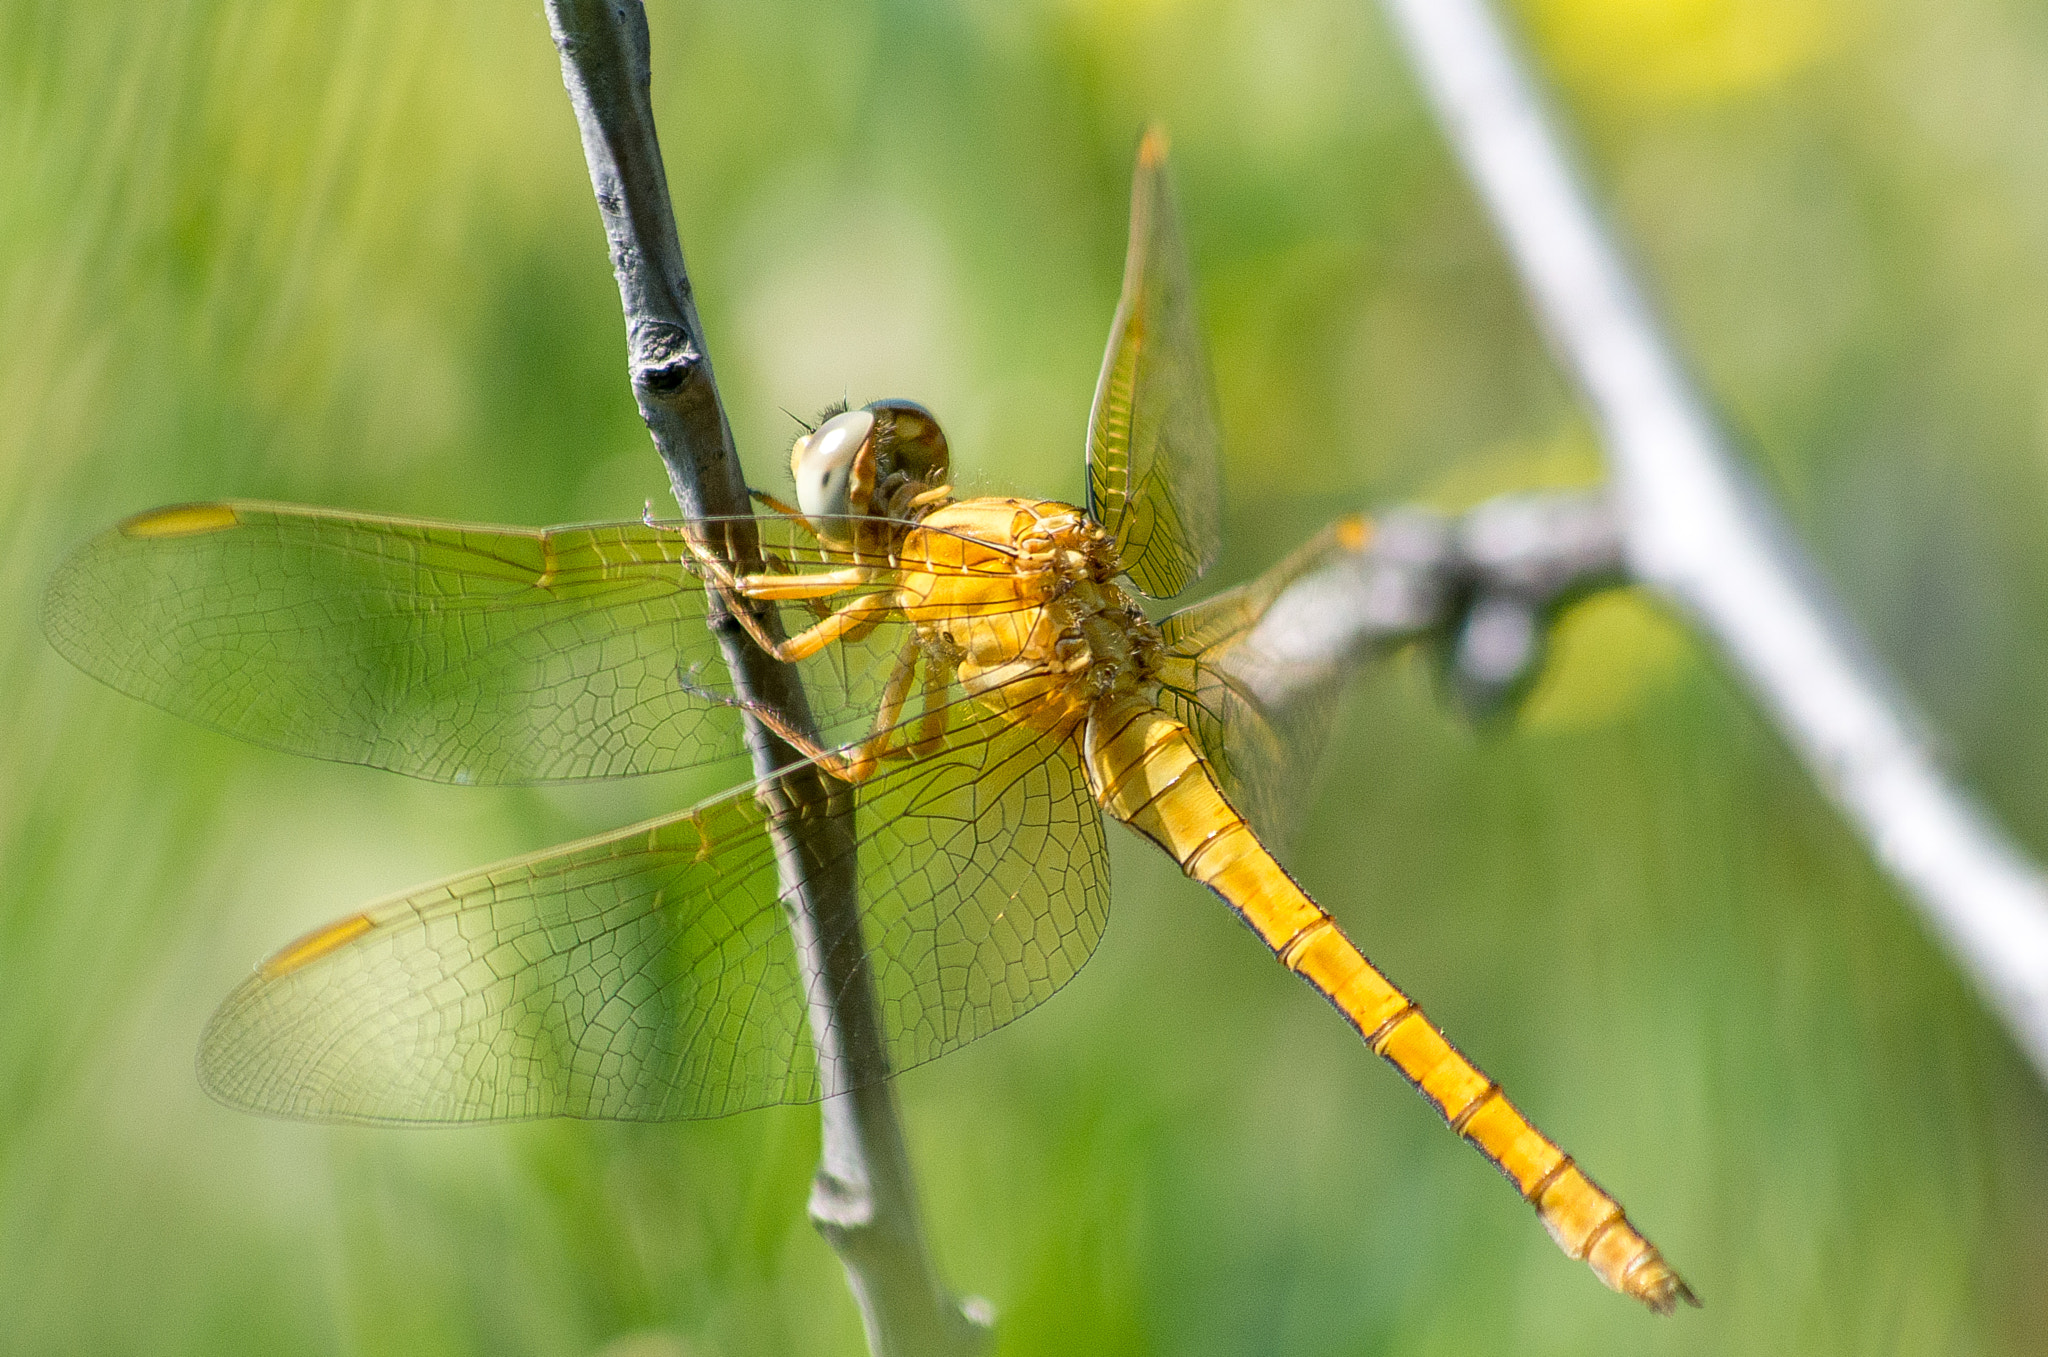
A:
1373,0,2048,1078
542,4,988,1351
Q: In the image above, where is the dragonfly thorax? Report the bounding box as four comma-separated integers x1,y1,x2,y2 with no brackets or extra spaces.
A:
898,497,1161,734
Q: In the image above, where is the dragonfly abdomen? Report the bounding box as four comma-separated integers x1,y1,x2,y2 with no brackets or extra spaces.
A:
1082,695,1697,1315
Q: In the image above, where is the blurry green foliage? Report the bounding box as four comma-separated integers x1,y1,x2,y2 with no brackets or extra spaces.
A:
7,0,2048,1353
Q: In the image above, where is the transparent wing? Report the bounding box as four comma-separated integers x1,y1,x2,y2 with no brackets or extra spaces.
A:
42,501,1022,784
1156,518,1371,848
1086,126,1223,601
197,700,1109,1123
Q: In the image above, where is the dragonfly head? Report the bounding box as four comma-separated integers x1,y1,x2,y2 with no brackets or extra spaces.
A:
790,400,952,542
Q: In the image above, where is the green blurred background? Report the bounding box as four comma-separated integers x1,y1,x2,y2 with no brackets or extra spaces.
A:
7,0,2048,1352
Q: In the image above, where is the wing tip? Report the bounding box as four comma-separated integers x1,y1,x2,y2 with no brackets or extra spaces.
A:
1138,123,1171,169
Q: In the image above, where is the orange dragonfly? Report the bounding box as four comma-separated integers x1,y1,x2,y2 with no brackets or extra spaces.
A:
43,131,1692,1313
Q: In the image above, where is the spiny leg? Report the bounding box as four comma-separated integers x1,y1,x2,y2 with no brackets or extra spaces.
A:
702,552,894,665
736,567,874,600
707,547,897,662
760,590,898,664
838,607,889,648
713,584,878,665
683,636,926,783
810,635,957,776
663,517,925,766
668,527,812,658
667,518,884,660
808,599,892,695
750,488,804,518
843,636,927,779
913,648,958,757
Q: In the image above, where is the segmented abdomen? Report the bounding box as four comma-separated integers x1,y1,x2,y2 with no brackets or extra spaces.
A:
1082,696,1696,1314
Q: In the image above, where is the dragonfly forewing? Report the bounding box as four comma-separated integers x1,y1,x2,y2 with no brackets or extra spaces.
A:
41,502,1026,786
1087,127,1222,601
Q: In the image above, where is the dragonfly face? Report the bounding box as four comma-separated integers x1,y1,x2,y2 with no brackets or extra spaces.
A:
42,129,1694,1313
789,399,952,544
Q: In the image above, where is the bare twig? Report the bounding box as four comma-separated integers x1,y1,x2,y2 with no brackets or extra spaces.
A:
1373,0,2048,1077
542,3,987,1351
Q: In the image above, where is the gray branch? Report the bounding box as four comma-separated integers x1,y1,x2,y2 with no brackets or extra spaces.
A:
1365,0,2048,1076
542,4,988,1351
1224,489,1624,717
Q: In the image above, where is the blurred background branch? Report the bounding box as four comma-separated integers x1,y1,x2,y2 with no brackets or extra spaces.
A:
1372,0,2048,1080
544,3,986,1352
1227,490,1626,718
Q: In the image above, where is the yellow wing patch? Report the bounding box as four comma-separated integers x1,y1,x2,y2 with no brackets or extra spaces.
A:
260,912,378,979
120,503,240,539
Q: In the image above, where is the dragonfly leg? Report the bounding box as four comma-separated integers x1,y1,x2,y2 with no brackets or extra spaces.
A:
749,487,805,518
691,638,923,784
838,636,925,779
838,606,888,647
671,528,894,662
670,531,814,657
674,682,861,781
735,567,873,600
764,591,898,663
911,648,958,757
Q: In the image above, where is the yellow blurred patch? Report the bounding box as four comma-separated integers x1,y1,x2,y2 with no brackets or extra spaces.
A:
1516,0,1839,107
1519,589,1691,731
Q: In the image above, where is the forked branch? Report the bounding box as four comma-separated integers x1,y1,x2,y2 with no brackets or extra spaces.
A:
1371,0,2048,1078
542,3,988,1352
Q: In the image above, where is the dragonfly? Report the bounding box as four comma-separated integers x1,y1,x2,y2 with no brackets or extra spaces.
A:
43,130,1693,1314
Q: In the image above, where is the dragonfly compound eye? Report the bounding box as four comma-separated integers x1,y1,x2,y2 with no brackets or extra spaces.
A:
865,399,950,486
791,408,875,520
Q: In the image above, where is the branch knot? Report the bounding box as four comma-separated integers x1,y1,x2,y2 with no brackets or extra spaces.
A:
630,319,700,395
